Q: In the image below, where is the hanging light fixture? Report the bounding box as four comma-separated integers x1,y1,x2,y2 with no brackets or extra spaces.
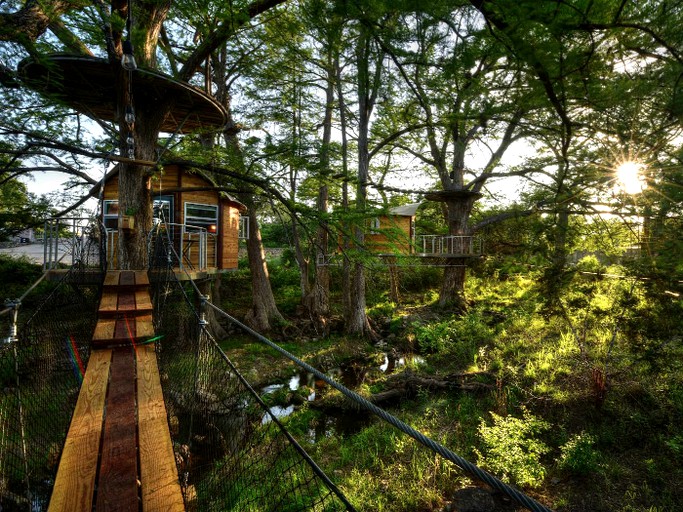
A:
125,104,135,126
121,0,137,71
121,39,137,71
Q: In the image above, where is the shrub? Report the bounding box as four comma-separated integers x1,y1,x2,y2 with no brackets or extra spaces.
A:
476,409,550,488
412,319,455,353
557,432,600,476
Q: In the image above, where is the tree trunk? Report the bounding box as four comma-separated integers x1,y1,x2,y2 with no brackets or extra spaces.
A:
115,67,164,270
346,25,380,341
438,196,476,309
240,195,284,332
388,257,400,304
335,52,352,323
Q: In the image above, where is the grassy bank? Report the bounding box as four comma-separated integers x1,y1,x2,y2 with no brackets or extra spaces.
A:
218,256,683,511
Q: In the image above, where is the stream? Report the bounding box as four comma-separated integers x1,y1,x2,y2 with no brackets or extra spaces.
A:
259,353,425,441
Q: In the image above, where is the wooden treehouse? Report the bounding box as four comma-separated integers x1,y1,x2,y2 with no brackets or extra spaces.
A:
337,202,483,260
102,164,246,273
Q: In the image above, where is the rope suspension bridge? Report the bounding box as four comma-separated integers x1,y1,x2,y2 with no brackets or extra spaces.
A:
1,222,553,512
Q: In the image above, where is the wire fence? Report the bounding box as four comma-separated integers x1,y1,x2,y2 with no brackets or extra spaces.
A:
149,229,355,511
0,265,102,511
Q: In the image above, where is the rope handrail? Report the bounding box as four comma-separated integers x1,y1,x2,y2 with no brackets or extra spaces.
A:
203,300,554,512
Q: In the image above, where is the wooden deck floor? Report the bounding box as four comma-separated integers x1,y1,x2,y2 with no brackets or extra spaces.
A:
49,271,184,512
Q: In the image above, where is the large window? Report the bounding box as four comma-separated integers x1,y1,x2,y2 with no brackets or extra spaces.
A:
103,200,119,229
184,202,218,233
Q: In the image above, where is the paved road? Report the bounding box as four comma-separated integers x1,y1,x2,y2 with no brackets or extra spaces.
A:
0,243,69,265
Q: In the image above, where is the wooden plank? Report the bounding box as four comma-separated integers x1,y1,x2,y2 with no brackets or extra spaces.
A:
117,292,136,312
99,292,119,314
114,317,133,342
104,271,120,287
136,315,155,339
135,290,153,312
49,350,112,512
95,349,139,511
119,271,135,287
135,270,150,286
93,319,116,341
137,345,185,512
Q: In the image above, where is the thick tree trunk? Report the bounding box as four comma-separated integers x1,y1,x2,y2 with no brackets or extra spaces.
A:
438,196,476,309
240,196,284,332
115,66,164,270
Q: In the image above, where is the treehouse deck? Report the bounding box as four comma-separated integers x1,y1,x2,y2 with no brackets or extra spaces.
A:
48,270,184,512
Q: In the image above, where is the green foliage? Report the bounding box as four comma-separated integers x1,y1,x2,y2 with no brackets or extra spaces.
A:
0,254,44,301
476,410,551,488
557,432,601,476
0,178,51,241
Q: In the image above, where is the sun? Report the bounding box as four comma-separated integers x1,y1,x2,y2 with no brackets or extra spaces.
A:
615,161,647,195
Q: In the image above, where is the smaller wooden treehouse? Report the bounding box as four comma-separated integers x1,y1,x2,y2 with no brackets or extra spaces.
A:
362,202,483,258
365,203,420,256
103,165,246,272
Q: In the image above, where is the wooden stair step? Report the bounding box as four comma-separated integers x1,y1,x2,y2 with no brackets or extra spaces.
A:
104,270,150,291
92,316,155,348
103,271,120,287
48,349,112,511
135,290,153,312
135,270,150,286
98,291,119,315
93,319,116,342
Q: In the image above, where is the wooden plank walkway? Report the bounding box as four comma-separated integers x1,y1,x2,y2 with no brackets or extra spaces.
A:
49,270,184,512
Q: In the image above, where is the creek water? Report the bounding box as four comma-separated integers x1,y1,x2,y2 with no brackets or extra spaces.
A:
259,352,425,441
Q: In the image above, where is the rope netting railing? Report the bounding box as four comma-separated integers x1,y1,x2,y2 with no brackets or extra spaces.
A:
148,230,355,511
0,264,103,511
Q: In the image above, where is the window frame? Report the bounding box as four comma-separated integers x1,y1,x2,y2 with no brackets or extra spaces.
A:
103,200,119,229
184,202,219,234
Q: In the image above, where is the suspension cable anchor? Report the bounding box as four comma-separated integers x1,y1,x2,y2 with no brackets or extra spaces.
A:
198,294,209,326
3,298,21,343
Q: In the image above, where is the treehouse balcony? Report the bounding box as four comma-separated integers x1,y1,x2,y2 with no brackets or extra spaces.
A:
414,235,482,258
106,223,218,272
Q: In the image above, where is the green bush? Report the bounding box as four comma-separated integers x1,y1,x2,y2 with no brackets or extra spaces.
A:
412,319,455,353
476,409,551,488
557,432,600,476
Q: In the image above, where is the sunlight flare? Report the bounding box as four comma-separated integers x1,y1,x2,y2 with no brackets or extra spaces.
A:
615,160,647,194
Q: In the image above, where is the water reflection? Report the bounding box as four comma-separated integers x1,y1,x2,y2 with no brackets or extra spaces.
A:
259,353,425,434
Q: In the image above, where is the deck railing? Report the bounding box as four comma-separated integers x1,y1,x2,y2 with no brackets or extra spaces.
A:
105,222,217,271
417,235,482,256
43,217,104,270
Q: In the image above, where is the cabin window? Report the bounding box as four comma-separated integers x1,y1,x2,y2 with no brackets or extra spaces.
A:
239,215,250,239
103,200,119,229
369,217,381,234
153,196,173,224
184,202,218,233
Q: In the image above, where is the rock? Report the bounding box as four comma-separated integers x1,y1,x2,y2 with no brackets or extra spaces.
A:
445,487,497,512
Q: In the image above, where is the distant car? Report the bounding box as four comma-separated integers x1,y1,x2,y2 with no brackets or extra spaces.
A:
20,237,30,244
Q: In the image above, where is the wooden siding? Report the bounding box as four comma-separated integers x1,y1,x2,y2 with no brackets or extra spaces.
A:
366,215,413,255
102,165,243,270
222,205,240,269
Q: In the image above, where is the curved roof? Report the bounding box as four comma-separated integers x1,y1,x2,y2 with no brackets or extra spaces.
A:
18,55,228,133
